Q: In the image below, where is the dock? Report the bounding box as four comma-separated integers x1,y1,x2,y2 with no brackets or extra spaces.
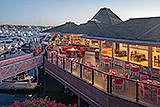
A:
0,82,38,91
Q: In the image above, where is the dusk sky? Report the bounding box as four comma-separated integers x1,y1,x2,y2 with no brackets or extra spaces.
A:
0,0,160,26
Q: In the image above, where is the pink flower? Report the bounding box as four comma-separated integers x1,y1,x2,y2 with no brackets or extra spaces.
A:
73,103,78,107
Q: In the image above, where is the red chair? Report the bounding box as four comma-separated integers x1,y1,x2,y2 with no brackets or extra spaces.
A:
109,69,117,74
72,61,76,68
114,78,123,91
139,64,143,73
95,64,99,69
104,59,110,66
138,82,151,98
104,55,109,59
87,67,92,76
153,88,160,104
122,64,129,74
110,58,115,66
125,61,130,65
59,47,66,54
77,49,84,57
99,56,104,66
131,68,139,77
140,75,149,80
103,74,107,87
125,73,130,89
55,50,58,54
86,62,91,65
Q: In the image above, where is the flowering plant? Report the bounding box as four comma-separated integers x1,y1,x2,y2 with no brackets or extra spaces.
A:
5,96,78,107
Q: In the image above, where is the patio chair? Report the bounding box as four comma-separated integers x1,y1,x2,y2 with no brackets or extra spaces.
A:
99,56,104,66
86,62,91,65
104,55,109,59
103,74,107,87
139,64,143,74
55,50,58,54
77,49,84,57
72,61,76,68
114,78,123,91
138,82,151,98
125,61,130,65
131,68,139,77
110,58,115,66
153,88,160,104
104,59,110,66
122,64,130,74
125,73,130,89
140,75,149,81
86,67,92,76
59,47,66,54
109,69,117,74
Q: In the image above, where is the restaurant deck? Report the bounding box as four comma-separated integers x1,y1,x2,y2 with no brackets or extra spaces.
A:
51,45,160,107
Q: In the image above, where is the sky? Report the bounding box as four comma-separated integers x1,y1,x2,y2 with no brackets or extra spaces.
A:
0,0,160,26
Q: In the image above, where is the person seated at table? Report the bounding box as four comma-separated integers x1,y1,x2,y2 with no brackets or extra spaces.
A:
130,51,133,60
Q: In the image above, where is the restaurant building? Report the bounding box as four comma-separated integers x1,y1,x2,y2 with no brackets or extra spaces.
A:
43,7,160,77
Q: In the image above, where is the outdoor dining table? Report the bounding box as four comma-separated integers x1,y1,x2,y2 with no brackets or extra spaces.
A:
106,72,124,78
66,48,78,57
106,72,127,91
142,80,160,99
83,63,95,73
125,64,139,69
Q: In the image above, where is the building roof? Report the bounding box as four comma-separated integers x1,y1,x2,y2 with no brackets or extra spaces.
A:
92,17,160,42
62,20,109,36
42,21,78,33
91,8,123,26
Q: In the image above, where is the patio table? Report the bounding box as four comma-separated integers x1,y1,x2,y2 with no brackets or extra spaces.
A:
125,64,139,69
142,80,160,99
66,48,78,57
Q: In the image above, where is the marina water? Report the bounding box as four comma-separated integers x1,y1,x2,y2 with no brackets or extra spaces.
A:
0,66,89,107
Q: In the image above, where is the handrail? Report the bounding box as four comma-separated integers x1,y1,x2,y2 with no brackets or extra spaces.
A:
0,54,43,68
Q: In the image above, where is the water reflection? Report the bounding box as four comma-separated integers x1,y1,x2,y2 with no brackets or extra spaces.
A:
0,67,89,107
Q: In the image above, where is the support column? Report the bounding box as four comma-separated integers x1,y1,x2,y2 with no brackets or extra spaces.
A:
127,44,130,62
36,66,39,85
112,42,115,58
99,40,102,58
148,46,152,79
78,96,81,107
148,46,152,68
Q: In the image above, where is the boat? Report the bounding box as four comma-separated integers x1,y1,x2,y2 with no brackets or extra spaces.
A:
10,48,17,54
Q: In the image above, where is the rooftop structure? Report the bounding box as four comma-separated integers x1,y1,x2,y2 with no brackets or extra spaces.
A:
62,20,109,35
89,17,160,42
91,7,123,26
42,21,78,33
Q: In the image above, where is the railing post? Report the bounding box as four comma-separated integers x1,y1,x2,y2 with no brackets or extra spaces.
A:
56,55,58,65
51,52,53,63
45,50,48,60
135,82,139,102
110,75,112,93
71,61,73,73
107,75,109,93
80,64,82,78
92,69,94,85
63,57,65,69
